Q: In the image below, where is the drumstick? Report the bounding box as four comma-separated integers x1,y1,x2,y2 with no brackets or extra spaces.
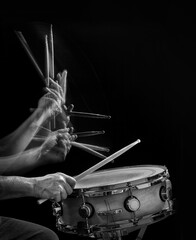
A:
69,111,111,119
73,130,105,137
38,139,140,204
71,141,106,159
62,105,111,119
74,139,141,181
45,35,52,130
49,25,56,128
45,35,50,87
15,31,45,84
49,24,55,79
62,70,67,103
77,142,110,152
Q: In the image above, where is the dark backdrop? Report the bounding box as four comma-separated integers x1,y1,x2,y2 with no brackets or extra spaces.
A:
1,2,194,240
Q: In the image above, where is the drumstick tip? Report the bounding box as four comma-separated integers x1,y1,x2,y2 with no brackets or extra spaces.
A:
37,199,47,204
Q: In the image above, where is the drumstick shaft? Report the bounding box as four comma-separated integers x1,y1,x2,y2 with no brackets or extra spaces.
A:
45,35,50,87
71,141,106,159
74,130,105,137
49,25,56,128
69,110,111,119
62,105,111,119
37,139,140,205
15,31,45,83
75,139,141,181
50,24,55,79
78,143,110,152
45,35,52,130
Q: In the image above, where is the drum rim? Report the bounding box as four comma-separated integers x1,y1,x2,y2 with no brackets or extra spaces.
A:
74,165,168,191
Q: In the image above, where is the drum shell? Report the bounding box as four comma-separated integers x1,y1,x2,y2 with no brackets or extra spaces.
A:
60,180,170,227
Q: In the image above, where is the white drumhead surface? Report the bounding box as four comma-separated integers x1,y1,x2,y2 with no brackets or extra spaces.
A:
75,165,165,189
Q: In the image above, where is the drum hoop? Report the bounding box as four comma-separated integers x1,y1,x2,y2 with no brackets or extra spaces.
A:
73,165,169,196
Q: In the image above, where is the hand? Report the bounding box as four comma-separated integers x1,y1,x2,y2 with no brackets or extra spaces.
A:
37,77,65,118
56,69,67,103
37,70,72,127
33,172,76,202
54,104,75,130
54,70,71,128
40,128,77,163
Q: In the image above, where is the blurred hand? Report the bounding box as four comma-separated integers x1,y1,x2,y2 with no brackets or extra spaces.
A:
38,70,73,129
56,69,67,103
54,70,72,128
33,172,76,202
37,76,65,118
40,128,77,163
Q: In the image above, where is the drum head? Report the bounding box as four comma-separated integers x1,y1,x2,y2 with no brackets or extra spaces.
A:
75,165,166,189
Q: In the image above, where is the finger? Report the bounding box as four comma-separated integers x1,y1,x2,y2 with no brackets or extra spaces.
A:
70,134,78,141
49,77,62,91
64,182,73,195
59,111,70,125
57,70,67,87
43,94,59,104
49,77,64,99
55,139,71,153
60,139,71,154
58,136,71,145
66,176,76,189
57,173,76,189
56,132,71,144
54,192,61,203
57,175,73,196
56,72,62,83
50,185,62,202
69,126,74,134
43,91,61,104
45,87,64,103
65,139,72,152
67,104,74,112
57,128,69,134
59,184,68,200
61,70,67,102
62,121,67,129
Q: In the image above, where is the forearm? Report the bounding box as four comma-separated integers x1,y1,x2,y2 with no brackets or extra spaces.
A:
0,175,35,200
0,147,42,175
0,108,50,155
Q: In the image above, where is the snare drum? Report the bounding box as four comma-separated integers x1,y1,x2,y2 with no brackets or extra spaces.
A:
53,165,173,239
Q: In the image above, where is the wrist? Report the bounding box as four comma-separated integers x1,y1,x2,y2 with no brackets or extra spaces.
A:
30,108,50,128
29,177,39,198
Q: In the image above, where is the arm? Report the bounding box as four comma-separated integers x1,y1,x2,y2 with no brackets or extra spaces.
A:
0,128,74,175
0,106,52,156
0,175,35,200
0,172,76,202
0,147,42,175
0,73,67,156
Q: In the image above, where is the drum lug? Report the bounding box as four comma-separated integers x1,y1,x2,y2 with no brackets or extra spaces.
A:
159,179,172,202
124,196,140,212
79,202,94,218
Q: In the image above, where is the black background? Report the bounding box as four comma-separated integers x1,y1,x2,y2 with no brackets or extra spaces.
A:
1,1,194,240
